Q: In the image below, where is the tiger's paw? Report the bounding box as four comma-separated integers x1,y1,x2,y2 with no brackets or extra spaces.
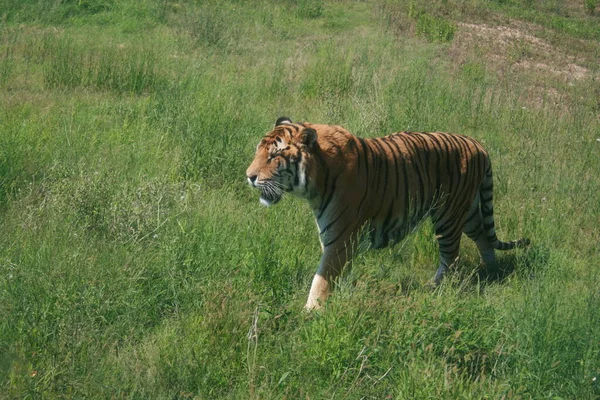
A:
304,274,330,311
303,300,324,312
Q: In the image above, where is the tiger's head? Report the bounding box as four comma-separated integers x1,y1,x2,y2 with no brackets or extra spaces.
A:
246,117,317,206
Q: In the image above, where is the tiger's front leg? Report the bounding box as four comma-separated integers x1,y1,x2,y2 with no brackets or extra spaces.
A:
305,274,331,310
304,242,352,310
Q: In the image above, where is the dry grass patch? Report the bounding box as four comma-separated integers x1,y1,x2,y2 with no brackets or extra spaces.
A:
453,21,593,81
448,19,599,110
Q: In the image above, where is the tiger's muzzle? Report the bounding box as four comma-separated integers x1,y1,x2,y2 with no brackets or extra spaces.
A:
246,174,283,207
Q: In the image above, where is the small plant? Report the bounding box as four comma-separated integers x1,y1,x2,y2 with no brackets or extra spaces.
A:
62,0,114,15
415,12,456,43
297,0,324,19
190,6,228,47
508,39,533,63
584,0,598,15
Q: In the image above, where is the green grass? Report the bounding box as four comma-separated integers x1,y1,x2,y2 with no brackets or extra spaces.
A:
1,0,599,398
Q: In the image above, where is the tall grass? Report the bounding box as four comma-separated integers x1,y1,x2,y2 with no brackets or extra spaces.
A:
0,0,599,398
43,36,164,94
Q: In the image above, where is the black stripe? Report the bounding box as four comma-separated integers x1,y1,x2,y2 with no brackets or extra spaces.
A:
313,149,329,210
481,184,493,193
422,132,441,192
356,138,371,218
389,136,411,221
352,137,361,173
487,234,498,241
380,200,397,245
411,133,435,214
420,132,445,207
318,175,339,220
319,205,349,235
438,133,454,199
470,230,484,241
406,135,426,217
292,163,299,186
385,137,403,199
371,138,390,218
381,137,400,200
435,201,471,235
358,137,370,179
323,223,352,248
369,139,383,193
483,222,495,231
396,134,425,218
443,134,471,212
481,207,494,218
464,207,480,225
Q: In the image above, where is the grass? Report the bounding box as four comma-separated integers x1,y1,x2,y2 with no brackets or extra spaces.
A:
1,0,599,398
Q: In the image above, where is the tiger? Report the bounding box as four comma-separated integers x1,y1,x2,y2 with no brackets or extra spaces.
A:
246,117,530,310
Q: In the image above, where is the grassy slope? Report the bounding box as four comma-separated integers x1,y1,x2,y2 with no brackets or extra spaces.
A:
1,0,599,398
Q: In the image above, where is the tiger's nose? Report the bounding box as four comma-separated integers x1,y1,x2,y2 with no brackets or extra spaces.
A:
247,174,258,186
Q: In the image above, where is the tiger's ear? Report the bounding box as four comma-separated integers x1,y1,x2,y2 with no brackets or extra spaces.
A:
275,117,292,126
300,127,317,147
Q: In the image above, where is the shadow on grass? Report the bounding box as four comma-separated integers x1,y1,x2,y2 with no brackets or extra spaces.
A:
476,243,550,285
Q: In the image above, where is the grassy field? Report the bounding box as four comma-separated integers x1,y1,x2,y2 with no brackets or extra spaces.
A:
1,0,599,398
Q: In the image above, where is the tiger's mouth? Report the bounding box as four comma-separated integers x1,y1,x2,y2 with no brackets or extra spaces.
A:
248,176,285,207
259,189,282,207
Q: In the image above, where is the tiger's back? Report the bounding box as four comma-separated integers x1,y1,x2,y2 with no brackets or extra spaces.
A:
342,131,489,250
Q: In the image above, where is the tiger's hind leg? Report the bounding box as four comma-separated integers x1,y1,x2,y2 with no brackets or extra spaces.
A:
462,192,496,266
431,192,491,286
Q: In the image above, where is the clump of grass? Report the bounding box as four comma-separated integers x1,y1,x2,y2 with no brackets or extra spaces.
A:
176,2,272,50
296,0,325,18
60,0,115,16
185,5,232,47
46,172,182,243
377,0,457,43
43,36,164,94
0,106,54,208
301,43,354,98
414,11,456,42
0,32,16,89
0,0,112,23
508,38,533,63
43,37,85,89
584,0,598,15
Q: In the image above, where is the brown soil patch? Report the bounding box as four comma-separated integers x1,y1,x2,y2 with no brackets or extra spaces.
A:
451,21,592,82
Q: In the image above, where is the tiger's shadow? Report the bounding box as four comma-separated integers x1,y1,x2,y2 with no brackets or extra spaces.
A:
345,244,544,300
475,244,547,288
477,255,520,283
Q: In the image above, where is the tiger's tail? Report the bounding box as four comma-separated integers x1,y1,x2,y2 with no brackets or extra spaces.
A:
480,161,530,251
